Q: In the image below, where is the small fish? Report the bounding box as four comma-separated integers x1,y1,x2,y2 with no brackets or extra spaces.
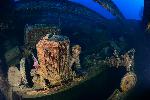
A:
32,53,39,69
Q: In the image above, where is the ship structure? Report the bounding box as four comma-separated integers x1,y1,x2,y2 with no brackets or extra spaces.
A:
31,34,78,88
93,0,125,20
0,0,141,99
7,32,83,97
5,24,137,99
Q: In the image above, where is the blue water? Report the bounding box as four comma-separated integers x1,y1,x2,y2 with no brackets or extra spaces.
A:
69,0,144,20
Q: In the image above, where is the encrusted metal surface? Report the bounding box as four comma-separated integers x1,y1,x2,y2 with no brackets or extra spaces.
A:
120,72,137,92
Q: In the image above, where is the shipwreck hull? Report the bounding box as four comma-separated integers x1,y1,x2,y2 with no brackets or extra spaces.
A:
18,67,124,100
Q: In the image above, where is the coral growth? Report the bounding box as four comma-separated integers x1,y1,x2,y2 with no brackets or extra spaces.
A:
70,45,81,72
29,34,83,89
107,49,137,100
8,66,22,87
20,58,28,85
36,34,73,86
120,72,137,93
107,49,135,71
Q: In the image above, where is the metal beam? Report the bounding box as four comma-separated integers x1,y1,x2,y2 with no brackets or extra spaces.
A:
94,0,125,20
